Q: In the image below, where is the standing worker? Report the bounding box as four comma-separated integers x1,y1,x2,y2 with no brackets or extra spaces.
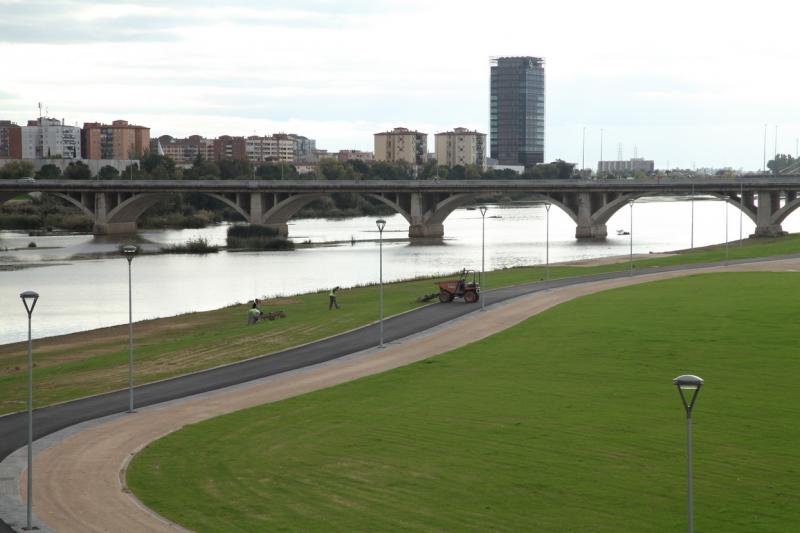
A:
329,286,340,310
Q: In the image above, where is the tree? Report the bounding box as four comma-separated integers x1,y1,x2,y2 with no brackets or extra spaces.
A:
218,158,251,180
139,150,176,179
0,160,35,179
63,161,91,180
767,154,796,175
97,165,120,180
36,164,62,179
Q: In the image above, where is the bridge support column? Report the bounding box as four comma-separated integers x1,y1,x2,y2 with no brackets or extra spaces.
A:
408,192,444,239
248,192,264,223
575,192,607,240
93,221,139,235
753,191,785,237
264,223,289,239
409,223,444,239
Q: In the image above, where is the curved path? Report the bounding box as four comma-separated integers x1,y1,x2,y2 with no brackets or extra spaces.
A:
3,256,800,531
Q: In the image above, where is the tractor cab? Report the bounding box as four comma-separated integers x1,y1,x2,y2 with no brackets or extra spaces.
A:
435,269,480,303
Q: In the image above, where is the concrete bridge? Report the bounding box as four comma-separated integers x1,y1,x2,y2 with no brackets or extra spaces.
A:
2,176,800,239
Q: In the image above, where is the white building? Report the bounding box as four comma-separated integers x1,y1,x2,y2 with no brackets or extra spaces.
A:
21,117,81,159
246,134,297,163
434,127,486,168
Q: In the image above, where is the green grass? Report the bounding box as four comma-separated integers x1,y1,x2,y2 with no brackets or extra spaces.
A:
2,232,800,416
128,273,800,532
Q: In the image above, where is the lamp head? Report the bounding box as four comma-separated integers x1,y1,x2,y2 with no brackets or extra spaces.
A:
376,219,386,232
544,202,551,211
479,206,487,216
673,374,704,414
121,245,138,262
20,290,39,316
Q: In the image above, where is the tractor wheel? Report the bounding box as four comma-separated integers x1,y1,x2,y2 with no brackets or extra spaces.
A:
464,291,478,303
439,290,453,303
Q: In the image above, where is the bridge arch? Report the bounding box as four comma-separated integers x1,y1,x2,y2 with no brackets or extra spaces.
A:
527,194,579,224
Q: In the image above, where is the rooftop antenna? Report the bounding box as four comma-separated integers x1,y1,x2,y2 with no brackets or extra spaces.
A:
617,143,623,161
38,102,42,120
633,145,638,159
774,125,778,159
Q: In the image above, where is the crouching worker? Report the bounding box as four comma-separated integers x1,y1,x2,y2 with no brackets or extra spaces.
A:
247,302,263,325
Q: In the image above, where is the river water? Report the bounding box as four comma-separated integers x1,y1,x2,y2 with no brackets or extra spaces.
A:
1,197,792,345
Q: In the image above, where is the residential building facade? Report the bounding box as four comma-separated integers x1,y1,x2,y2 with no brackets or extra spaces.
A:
374,127,427,165
213,136,246,161
490,56,545,166
22,117,81,159
598,158,655,174
82,120,149,159
159,135,215,165
337,150,374,163
0,120,22,159
434,127,486,168
287,134,316,162
245,134,296,163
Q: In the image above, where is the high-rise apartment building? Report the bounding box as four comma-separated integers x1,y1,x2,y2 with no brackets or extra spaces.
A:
287,134,316,163
490,56,545,166
337,150,374,163
0,120,22,159
22,117,81,159
245,134,296,163
213,136,247,161
82,120,149,159
374,127,427,165
159,135,215,165
434,127,486,168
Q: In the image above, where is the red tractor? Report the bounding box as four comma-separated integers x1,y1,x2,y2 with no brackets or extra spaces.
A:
436,269,480,303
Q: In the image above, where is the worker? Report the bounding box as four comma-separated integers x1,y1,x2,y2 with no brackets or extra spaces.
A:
247,302,262,325
329,286,340,310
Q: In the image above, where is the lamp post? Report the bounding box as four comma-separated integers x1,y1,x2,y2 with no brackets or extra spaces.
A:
723,197,729,263
20,290,39,532
673,374,704,533
121,245,137,413
479,206,487,312
376,219,386,347
690,182,695,249
544,202,551,281
629,200,634,276
739,183,743,246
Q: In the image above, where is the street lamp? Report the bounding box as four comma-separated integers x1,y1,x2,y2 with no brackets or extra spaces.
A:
673,374,704,533
376,219,386,347
479,206,487,312
20,290,39,532
629,200,634,276
723,196,729,263
690,182,695,249
544,202,551,281
121,245,137,413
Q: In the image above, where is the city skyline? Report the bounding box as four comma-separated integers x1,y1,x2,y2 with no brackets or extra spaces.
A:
1,0,799,170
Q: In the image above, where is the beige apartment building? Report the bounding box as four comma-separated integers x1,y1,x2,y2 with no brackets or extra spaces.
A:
82,120,150,159
159,135,215,165
434,127,486,168
374,127,427,165
245,134,296,163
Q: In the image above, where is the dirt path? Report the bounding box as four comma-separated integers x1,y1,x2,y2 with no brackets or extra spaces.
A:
18,259,800,533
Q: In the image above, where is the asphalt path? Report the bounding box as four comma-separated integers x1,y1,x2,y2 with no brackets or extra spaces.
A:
0,254,794,532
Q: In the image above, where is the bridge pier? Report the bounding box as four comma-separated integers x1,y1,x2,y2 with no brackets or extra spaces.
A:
409,223,444,239
93,221,138,235
264,223,289,239
575,224,608,240
753,191,786,237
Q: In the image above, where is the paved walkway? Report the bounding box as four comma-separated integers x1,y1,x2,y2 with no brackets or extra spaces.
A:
12,258,800,532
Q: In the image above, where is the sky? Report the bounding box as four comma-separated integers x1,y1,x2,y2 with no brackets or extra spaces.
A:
1,0,799,170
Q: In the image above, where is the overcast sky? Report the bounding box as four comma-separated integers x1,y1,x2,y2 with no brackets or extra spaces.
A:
1,0,799,170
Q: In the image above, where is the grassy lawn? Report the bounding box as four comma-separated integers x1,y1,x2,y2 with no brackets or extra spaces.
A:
128,273,800,532
1,232,800,415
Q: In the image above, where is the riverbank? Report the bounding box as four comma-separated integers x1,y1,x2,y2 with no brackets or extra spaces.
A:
2,232,800,416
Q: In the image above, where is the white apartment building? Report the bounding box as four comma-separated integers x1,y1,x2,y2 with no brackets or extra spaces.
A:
246,134,296,163
374,127,427,165
434,127,486,168
21,117,81,159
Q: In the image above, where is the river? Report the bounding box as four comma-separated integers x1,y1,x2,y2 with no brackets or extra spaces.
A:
1,197,791,345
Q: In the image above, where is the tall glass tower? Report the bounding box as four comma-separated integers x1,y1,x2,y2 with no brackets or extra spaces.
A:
490,57,545,166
